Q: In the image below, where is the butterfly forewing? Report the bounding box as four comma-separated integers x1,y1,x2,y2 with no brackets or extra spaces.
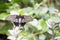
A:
5,15,17,22
23,15,33,22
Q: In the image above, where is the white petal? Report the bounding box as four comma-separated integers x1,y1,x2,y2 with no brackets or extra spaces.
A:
8,30,15,35
8,29,21,36
46,19,55,28
7,36,16,40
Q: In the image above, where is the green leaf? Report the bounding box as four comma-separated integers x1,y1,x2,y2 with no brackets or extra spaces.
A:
27,19,42,30
22,0,30,6
0,20,13,34
25,23,38,32
10,0,21,3
0,4,9,13
39,19,49,32
19,9,24,16
51,17,60,23
0,13,9,20
39,34,46,40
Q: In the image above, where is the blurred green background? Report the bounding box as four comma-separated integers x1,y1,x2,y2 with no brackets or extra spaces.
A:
0,0,60,40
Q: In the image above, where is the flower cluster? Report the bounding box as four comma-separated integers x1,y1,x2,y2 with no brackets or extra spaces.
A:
7,27,23,40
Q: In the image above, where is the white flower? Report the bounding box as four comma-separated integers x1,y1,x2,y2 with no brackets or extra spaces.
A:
46,19,55,28
7,35,23,40
7,36,16,40
8,27,21,35
8,27,22,40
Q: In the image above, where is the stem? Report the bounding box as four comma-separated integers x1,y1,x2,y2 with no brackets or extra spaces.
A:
34,0,46,10
32,34,36,40
51,27,55,40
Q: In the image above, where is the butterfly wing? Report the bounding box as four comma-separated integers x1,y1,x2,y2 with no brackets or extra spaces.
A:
22,15,33,23
5,15,20,26
5,15,33,26
5,15,17,22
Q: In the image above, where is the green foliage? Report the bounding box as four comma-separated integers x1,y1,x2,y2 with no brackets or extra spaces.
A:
0,13,9,20
39,19,49,32
0,4,8,13
0,0,9,4
0,0,60,40
0,20,13,34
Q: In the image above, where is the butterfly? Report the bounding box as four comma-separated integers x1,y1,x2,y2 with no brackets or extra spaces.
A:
5,15,33,26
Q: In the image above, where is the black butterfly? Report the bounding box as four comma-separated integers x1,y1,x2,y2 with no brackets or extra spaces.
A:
5,15,33,26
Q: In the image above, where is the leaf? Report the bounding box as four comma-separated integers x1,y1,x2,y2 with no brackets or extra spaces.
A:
51,17,60,23
39,34,46,40
0,4,9,13
39,6,48,14
10,0,21,3
39,19,49,32
0,13,9,20
47,29,53,35
49,6,56,14
22,0,30,6
0,20,13,34
54,36,60,40
28,19,42,30
34,6,48,16
10,10,19,15
19,9,24,16
25,23,38,32
23,7,33,13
